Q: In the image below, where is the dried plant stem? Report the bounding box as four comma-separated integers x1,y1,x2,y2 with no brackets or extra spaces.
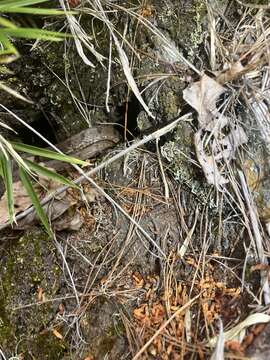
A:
236,0,270,9
238,170,270,305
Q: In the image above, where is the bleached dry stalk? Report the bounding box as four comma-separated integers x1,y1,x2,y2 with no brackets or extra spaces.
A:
54,237,80,306
238,170,270,305
236,0,270,9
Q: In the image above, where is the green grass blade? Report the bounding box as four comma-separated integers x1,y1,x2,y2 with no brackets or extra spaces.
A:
0,32,20,63
0,65,13,74
0,7,76,15
0,0,49,7
0,32,18,53
19,166,53,237
1,136,31,172
12,142,88,166
24,159,78,188
0,158,3,177
0,16,17,29
0,151,14,223
0,28,66,41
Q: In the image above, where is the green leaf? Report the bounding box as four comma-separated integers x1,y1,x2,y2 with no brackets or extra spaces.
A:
0,0,49,7
0,32,20,63
12,142,88,166
0,65,13,74
0,28,66,41
0,7,76,15
0,32,18,54
0,151,14,223
24,159,78,188
0,159,3,177
0,16,17,29
19,166,53,237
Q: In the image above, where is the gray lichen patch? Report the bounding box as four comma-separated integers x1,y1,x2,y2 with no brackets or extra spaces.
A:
161,121,215,207
151,0,207,60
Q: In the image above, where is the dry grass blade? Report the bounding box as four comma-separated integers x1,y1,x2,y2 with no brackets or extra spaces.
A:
0,81,33,103
238,170,270,305
93,0,154,119
236,0,270,9
210,320,224,360
209,313,270,347
59,0,105,67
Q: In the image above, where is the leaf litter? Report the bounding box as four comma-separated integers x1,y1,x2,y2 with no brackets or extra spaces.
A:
183,74,248,190
0,164,98,231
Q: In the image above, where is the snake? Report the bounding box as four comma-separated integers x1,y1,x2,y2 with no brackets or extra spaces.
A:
38,125,121,171
0,125,121,197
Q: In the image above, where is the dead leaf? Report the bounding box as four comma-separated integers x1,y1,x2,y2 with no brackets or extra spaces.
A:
251,264,270,272
58,303,65,315
0,171,76,228
132,272,145,288
225,340,244,354
83,185,99,203
37,287,45,302
183,74,248,189
183,74,226,129
212,125,248,161
0,180,32,225
209,313,270,347
194,130,228,188
14,195,76,230
216,61,245,84
242,323,267,349
52,328,63,340
151,303,165,324
36,163,62,192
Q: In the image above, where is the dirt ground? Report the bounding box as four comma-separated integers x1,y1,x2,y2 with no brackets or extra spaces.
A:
0,147,264,359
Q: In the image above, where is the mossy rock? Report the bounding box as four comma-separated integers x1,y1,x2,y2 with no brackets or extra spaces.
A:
0,229,67,358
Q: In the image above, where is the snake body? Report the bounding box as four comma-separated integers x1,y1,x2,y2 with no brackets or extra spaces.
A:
42,125,121,171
